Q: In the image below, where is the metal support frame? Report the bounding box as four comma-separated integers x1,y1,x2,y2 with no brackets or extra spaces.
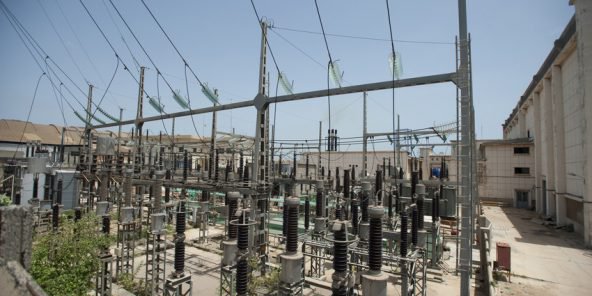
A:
145,232,167,295
115,222,136,277
219,266,235,296
164,274,192,296
96,252,113,296
306,234,325,278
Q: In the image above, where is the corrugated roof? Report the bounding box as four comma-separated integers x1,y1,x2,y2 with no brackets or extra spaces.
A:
0,119,111,145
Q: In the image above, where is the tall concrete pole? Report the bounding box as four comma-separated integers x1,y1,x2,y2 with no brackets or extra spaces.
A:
457,0,474,294
252,20,268,184
362,92,368,177
118,108,123,154
136,67,145,149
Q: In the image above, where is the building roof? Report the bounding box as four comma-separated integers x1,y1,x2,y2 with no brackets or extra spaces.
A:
0,119,92,145
0,119,252,148
502,15,576,129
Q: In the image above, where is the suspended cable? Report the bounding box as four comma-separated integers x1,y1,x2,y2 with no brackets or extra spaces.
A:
385,0,398,170
272,25,455,45
36,0,89,84
11,73,46,160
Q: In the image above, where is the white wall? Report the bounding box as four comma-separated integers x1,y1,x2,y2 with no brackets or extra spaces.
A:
478,144,535,205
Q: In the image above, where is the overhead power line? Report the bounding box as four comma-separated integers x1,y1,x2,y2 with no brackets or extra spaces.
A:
272,25,455,45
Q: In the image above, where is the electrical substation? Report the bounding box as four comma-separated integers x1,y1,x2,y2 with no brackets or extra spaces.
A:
4,1,592,296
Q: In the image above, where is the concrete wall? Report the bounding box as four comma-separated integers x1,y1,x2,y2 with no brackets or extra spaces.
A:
477,143,535,206
501,0,592,245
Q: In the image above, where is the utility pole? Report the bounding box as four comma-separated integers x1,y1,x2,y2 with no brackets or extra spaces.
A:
117,108,123,154
136,67,145,149
210,90,218,180
252,20,268,184
457,0,474,295
362,92,368,177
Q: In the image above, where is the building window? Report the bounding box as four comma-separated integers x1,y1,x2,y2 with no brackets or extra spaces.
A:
514,167,530,175
514,147,529,154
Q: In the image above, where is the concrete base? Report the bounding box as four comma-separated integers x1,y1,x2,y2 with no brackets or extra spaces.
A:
361,272,388,296
280,253,303,285
222,240,237,266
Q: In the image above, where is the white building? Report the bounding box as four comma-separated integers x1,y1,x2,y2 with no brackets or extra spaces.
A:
502,1,592,246
477,139,535,208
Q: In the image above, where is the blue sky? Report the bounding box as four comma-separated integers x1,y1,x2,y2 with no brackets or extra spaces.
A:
0,0,574,153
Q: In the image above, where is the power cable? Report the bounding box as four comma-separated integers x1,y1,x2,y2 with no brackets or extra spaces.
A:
272,25,455,45
107,0,202,143
385,0,398,170
313,0,334,174
11,73,46,160
36,0,89,84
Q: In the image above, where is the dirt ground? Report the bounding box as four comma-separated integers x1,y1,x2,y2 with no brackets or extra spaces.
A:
483,206,592,296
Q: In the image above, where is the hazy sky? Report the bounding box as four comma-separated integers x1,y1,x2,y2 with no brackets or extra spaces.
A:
0,0,574,154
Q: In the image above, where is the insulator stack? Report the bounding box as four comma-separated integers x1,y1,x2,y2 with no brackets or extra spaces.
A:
286,197,299,253
52,203,59,230
227,192,239,239
395,188,401,214
432,192,437,222
388,190,393,219
174,201,186,274
243,162,249,182
74,207,82,222
411,171,418,198
283,199,289,237
335,205,343,221
202,190,209,202
368,206,383,272
183,151,188,182
437,185,443,218
236,211,249,296
153,173,163,213
56,179,63,204
237,212,249,251
351,199,359,235
333,224,347,273
102,215,110,234
165,170,171,203
44,175,50,200
238,152,244,179
400,211,408,257
316,189,323,217
343,169,350,198
351,166,356,182
412,207,418,247
375,170,383,203
335,167,340,192
225,163,230,181
304,199,310,230
332,222,348,296
215,149,220,182
361,192,369,223
418,197,424,230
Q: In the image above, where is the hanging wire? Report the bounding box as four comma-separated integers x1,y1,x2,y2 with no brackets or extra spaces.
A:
11,73,46,160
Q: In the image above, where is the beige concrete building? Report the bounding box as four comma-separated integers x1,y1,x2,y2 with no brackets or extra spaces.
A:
476,139,535,208
502,0,592,246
